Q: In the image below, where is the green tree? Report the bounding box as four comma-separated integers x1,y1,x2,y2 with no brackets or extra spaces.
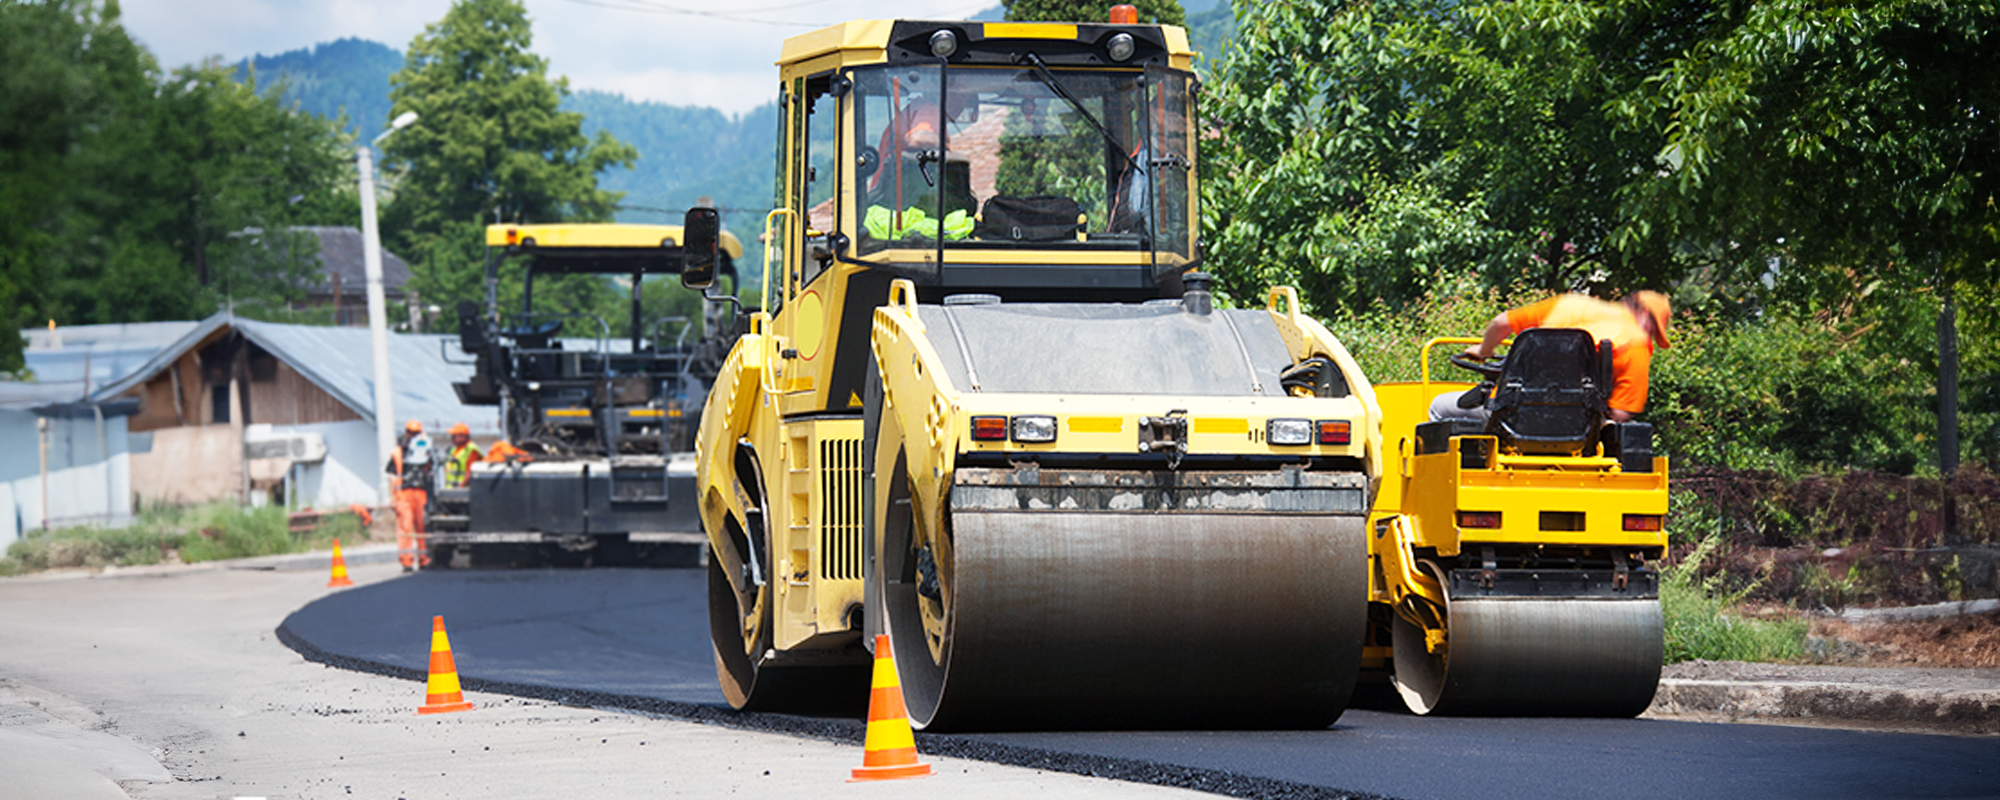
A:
381,0,637,332
1616,0,1999,475
0,0,134,371
382,0,634,236
2,0,353,372
1005,0,1184,25
1200,0,1702,316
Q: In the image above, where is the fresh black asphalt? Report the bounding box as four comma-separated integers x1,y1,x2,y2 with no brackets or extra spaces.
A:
279,569,2000,800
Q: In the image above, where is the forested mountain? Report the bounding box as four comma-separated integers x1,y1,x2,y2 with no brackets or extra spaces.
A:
237,38,401,139
231,0,1220,230
1185,0,1236,67
565,90,776,228
233,39,778,251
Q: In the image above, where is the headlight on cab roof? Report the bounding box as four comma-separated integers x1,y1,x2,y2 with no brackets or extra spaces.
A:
1267,418,1312,446
1011,415,1057,443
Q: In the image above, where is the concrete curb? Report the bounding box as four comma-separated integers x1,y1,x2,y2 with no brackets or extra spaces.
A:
1649,677,2000,736
1838,598,2000,622
225,543,401,572
2,543,405,582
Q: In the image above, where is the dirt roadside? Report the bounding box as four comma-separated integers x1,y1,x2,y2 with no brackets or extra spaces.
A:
0,560,1208,800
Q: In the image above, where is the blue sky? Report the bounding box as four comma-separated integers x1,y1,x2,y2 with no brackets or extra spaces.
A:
117,0,1010,114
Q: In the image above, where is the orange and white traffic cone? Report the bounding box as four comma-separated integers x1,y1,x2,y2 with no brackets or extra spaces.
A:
418,615,474,715
325,539,354,588
849,634,933,782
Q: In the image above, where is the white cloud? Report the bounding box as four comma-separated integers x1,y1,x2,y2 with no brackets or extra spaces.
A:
117,0,1004,114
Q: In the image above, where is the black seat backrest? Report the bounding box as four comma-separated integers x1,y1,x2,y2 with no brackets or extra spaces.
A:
1488,328,1609,454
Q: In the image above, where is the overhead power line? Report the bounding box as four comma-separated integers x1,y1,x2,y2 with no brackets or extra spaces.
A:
549,0,830,27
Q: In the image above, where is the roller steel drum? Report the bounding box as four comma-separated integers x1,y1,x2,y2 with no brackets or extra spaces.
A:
1393,597,1664,717
882,511,1368,731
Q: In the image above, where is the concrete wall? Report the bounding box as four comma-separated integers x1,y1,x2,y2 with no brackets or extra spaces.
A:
277,420,380,509
130,425,241,507
0,410,134,546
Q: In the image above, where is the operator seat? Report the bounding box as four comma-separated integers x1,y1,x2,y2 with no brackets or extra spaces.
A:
1486,328,1612,456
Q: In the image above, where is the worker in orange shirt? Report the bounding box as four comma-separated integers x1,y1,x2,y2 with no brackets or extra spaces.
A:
442,422,482,489
1434,291,1673,423
484,440,530,464
385,419,436,571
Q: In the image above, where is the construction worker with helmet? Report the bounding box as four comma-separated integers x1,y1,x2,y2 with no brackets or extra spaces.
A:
443,422,482,489
385,419,435,571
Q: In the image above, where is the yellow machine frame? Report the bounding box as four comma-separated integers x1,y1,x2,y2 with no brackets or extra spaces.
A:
690,18,1385,726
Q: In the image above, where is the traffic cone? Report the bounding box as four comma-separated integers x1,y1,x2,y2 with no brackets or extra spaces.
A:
418,615,474,715
325,539,354,588
849,634,933,782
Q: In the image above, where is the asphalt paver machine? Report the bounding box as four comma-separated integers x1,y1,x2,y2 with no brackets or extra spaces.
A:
429,222,744,567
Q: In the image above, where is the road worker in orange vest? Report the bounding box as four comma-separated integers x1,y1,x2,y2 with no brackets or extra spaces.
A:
385,419,435,571
443,422,481,488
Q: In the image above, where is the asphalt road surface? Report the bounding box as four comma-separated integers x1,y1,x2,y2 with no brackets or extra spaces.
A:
280,568,2000,800
1,560,1204,799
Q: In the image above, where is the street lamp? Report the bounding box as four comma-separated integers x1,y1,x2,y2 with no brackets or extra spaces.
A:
358,110,418,505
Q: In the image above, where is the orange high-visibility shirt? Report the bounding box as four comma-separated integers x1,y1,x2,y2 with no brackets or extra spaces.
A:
1507,295,1654,414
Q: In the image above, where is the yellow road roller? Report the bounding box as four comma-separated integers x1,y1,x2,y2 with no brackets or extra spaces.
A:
1366,336,1670,716
676,16,1383,730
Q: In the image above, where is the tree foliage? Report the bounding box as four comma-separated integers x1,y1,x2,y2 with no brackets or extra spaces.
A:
382,0,635,239
380,0,637,334
1202,0,1998,472
1005,0,1185,25
0,0,353,373
1200,0,1710,316
1615,1,2000,309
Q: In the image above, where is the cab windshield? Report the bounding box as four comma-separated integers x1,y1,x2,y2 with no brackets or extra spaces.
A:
850,63,1193,259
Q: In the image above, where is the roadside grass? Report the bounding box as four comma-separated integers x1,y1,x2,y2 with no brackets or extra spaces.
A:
0,502,363,577
1661,522,1811,663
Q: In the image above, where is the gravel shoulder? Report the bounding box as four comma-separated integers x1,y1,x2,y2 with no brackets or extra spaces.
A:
0,558,1207,799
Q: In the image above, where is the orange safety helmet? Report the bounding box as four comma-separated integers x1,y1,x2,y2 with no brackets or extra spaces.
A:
449,422,471,436
405,419,424,433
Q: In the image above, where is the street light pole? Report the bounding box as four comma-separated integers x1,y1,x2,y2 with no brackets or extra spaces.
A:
358,111,418,506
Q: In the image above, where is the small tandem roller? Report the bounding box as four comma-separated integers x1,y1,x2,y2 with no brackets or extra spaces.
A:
1366,334,1669,716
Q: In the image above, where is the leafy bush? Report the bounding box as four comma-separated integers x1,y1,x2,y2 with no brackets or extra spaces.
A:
1322,283,1531,385
1647,302,1958,475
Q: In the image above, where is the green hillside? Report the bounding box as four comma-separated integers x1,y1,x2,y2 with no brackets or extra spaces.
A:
1186,0,1236,70
237,38,400,139
233,40,775,271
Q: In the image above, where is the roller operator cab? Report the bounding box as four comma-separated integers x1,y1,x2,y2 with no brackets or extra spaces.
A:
429,222,744,567
680,18,1385,730
1366,337,1671,717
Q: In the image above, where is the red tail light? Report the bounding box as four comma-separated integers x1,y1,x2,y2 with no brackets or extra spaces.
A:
1458,511,1501,529
1317,420,1351,445
1623,514,1664,532
971,416,1009,441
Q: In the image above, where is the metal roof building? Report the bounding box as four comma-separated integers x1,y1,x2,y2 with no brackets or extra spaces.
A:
92,312,497,437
